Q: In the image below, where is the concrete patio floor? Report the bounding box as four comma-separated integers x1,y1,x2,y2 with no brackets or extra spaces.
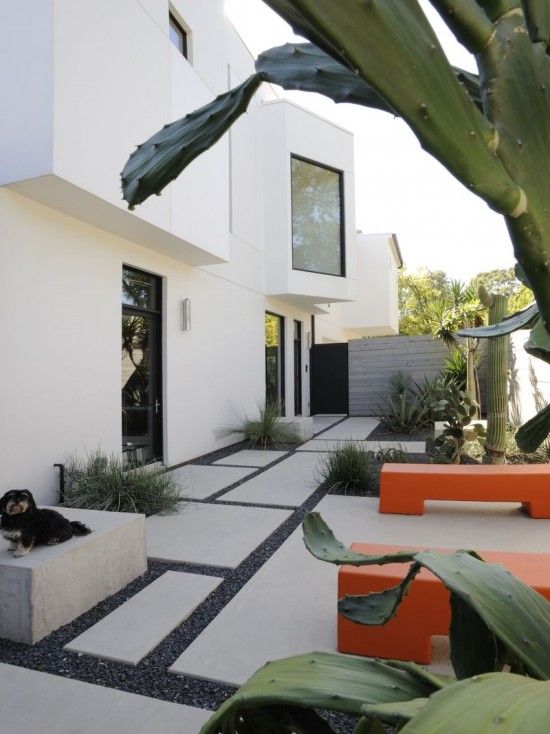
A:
3,417,549,733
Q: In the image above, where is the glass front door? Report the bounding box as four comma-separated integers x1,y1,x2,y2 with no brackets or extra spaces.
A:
121,267,163,465
265,312,285,414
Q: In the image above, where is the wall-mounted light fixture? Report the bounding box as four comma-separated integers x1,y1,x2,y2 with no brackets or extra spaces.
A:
307,331,312,348
181,298,191,331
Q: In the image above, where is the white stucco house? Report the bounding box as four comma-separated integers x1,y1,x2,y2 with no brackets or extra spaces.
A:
0,0,400,504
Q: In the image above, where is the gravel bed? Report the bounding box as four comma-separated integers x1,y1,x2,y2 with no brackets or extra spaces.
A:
367,423,431,443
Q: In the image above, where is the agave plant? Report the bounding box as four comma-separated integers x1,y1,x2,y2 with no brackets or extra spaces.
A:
121,1,550,446
199,512,550,733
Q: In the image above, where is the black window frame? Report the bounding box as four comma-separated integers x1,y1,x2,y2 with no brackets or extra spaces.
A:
169,12,188,59
265,311,286,416
290,153,346,278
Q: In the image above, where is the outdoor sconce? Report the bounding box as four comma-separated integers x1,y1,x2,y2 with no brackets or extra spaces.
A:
307,331,312,348
181,298,191,331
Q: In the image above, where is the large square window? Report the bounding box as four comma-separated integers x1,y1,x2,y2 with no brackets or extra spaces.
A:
291,155,344,276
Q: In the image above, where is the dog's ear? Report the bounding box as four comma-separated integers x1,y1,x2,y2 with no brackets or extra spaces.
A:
0,493,10,513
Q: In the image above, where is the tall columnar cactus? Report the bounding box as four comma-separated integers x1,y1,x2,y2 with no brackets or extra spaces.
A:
121,0,550,448
479,286,510,463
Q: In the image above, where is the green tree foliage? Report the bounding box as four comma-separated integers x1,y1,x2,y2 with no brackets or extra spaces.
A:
399,268,449,335
471,267,533,312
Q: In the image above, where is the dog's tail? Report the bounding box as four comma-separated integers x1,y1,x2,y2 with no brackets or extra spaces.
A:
70,521,91,536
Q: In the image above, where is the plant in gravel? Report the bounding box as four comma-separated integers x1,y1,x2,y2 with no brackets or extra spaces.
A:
380,372,431,435
62,449,181,516
217,402,300,448
318,442,407,496
427,379,478,464
199,512,550,733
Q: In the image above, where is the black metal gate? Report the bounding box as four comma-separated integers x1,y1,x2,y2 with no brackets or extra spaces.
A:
310,343,349,415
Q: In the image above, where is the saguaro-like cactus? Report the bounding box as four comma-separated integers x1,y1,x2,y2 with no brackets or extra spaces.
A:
479,286,509,463
121,0,550,447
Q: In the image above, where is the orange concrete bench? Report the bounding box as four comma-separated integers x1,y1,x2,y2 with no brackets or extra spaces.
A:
338,542,550,663
378,464,550,518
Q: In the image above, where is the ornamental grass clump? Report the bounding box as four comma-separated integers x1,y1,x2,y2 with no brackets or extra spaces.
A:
63,450,182,516
217,402,300,448
318,441,406,495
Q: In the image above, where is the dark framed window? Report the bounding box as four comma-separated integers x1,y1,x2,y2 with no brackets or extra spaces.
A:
291,155,345,277
265,312,285,415
169,12,188,59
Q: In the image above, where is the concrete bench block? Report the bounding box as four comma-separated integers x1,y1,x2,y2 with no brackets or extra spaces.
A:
278,416,314,441
0,507,147,644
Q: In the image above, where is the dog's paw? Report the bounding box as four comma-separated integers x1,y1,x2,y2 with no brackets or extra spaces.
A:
13,548,30,558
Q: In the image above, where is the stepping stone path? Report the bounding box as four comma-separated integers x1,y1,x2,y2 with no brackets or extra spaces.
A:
0,663,210,733
146,502,292,567
169,463,255,499
65,571,221,664
214,449,288,467
222,451,328,507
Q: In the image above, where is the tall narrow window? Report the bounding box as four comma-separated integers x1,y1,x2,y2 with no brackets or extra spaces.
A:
291,155,344,276
169,12,188,58
265,312,285,414
122,267,163,466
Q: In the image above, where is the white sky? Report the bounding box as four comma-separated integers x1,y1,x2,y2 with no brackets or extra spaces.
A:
224,0,516,281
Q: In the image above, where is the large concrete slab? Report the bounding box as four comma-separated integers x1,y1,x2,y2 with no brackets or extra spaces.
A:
0,663,210,733
168,464,255,499
297,439,425,453
214,449,288,467
317,417,380,440
221,452,327,507
0,507,146,644
146,503,292,567
65,571,221,664
313,415,346,435
170,495,550,685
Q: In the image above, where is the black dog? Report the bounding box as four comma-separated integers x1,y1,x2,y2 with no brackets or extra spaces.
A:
0,490,91,557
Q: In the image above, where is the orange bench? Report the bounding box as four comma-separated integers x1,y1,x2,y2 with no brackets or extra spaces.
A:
338,542,550,663
379,464,550,518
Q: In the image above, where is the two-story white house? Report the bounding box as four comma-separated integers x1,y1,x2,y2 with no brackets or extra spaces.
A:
0,0,400,504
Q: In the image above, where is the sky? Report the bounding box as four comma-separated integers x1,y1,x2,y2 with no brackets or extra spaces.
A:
224,0,517,282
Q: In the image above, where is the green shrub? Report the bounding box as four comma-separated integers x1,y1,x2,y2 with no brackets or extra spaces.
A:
63,450,182,516
380,372,431,434
442,348,467,390
318,441,406,495
217,401,300,448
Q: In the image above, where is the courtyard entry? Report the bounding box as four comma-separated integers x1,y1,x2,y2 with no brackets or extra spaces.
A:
121,266,163,465
310,342,349,415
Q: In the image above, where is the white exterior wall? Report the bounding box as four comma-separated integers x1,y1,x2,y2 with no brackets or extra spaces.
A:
0,1,398,503
315,233,401,343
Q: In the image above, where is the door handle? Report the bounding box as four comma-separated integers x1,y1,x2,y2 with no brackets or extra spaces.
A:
155,399,161,415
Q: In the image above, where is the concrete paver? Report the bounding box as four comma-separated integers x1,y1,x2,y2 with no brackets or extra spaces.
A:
0,663,210,733
146,502,292,567
214,449,287,467
65,571,221,664
221,452,327,507
168,464,255,499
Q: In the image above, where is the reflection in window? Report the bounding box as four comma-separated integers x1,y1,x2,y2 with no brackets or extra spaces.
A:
265,312,284,413
169,12,188,58
122,269,154,309
291,156,344,276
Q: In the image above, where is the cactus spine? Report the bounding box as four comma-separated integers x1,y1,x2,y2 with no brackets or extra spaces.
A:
479,286,509,464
